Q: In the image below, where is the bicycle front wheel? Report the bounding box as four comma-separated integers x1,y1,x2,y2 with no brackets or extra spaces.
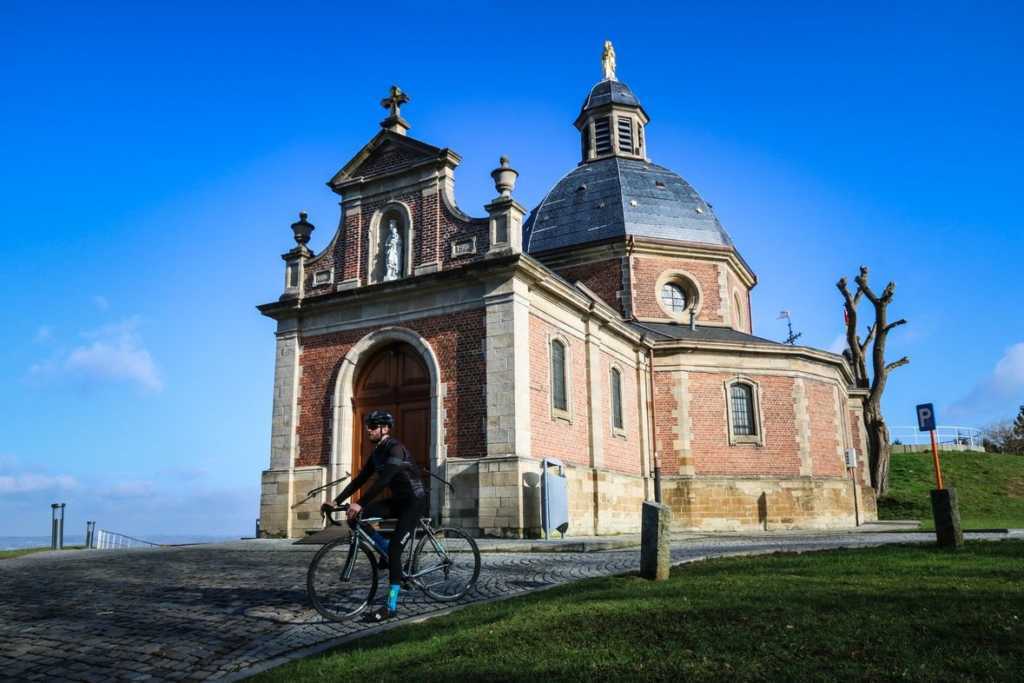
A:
307,539,379,621
411,527,480,601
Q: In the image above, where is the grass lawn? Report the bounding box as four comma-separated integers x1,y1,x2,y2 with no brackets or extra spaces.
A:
257,540,1024,681
0,546,83,560
879,450,1024,529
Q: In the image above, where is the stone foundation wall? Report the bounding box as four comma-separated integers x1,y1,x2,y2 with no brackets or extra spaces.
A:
259,466,326,538
662,476,878,531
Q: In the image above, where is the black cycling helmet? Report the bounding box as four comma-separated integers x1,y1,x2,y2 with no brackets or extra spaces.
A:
365,410,395,428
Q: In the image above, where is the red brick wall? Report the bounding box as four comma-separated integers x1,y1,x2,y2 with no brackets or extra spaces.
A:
355,146,423,177
667,372,803,476
295,308,487,467
529,315,591,468
631,255,724,323
553,259,623,315
600,353,642,475
807,383,844,476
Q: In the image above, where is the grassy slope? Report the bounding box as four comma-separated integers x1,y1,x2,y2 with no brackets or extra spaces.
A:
879,450,1024,529
0,546,84,560
258,541,1024,681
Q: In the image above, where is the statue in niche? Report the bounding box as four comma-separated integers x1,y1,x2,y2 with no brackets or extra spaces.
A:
383,218,403,281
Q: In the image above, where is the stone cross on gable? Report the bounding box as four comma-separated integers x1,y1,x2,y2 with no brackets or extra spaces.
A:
381,85,410,117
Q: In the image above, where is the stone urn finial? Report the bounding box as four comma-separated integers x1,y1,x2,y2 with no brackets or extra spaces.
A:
290,211,314,245
491,156,518,198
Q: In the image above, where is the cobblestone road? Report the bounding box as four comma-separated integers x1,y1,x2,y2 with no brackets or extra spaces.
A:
0,532,1010,681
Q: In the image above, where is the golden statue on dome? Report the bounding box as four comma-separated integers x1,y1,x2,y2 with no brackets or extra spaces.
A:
601,40,617,81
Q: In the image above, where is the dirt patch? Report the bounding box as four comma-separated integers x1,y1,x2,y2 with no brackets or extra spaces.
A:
1005,477,1024,497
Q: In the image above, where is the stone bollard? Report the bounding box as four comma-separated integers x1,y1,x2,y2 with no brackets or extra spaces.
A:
930,488,963,549
640,501,671,580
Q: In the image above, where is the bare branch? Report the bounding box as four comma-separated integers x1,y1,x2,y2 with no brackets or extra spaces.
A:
881,281,896,303
885,356,910,372
884,318,907,333
860,324,876,353
855,265,881,305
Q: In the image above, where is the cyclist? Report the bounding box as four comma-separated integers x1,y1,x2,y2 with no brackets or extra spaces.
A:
325,409,426,621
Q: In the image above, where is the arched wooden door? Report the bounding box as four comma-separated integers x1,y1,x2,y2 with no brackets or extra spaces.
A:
352,342,431,502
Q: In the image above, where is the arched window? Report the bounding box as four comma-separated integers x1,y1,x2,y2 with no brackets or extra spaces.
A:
730,383,756,436
725,378,762,445
610,367,624,431
551,339,567,412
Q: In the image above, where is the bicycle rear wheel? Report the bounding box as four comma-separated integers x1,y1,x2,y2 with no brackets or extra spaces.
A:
411,527,480,601
307,539,379,621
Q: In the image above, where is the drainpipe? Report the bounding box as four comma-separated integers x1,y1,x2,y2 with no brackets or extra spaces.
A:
646,342,662,503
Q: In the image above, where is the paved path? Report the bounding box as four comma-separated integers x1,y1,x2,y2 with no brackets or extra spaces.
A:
0,531,1013,681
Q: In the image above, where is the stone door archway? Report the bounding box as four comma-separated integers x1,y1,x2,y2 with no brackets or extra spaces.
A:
330,327,443,517
352,342,431,500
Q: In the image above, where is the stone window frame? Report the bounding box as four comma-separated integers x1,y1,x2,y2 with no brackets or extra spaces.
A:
654,270,703,323
723,376,765,446
366,200,415,285
451,235,477,258
312,268,334,288
609,362,627,438
547,333,574,423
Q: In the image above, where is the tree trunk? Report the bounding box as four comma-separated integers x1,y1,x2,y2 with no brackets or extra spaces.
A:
864,403,891,497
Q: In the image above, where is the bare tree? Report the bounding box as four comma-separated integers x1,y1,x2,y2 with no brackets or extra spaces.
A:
837,266,909,496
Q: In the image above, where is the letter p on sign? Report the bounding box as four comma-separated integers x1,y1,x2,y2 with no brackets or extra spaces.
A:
916,403,936,432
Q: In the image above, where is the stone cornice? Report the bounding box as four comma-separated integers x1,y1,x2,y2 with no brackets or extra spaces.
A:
532,235,757,289
651,336,856,385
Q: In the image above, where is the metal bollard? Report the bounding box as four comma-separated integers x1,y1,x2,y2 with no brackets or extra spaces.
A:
85,521,96,549
57,503,65,549
51,504,60,549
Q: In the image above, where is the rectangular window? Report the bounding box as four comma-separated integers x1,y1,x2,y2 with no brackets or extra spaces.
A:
594,117,612,155
610,368,623,430
551,341,567,412
617,116,633,153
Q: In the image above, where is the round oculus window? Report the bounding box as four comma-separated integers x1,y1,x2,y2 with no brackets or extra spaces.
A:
660,283,688,313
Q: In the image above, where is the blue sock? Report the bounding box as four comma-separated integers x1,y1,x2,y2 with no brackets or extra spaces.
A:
370,530,389,553
387,584,400,612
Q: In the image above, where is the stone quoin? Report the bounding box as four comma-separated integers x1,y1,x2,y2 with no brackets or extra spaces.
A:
257,45,877,538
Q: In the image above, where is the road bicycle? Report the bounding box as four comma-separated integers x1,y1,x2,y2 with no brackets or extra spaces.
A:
306,503,481,622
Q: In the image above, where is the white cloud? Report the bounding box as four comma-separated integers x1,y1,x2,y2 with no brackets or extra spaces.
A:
948,342,1024,421
101,480,156,498
93,295,110,311
28,317,163,392
0,473,78,494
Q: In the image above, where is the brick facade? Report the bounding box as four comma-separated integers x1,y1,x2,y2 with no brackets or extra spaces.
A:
259,105,876,538
552,258,624,315
295,308,487,469
631,255,725,323
528,314,591,468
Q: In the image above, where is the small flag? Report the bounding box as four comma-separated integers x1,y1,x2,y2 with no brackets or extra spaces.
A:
777,310,790,320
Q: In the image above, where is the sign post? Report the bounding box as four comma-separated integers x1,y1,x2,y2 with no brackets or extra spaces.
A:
916,403,943,489
916,403,962,548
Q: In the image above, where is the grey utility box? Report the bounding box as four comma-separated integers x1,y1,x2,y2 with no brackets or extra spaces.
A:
541,458,569,539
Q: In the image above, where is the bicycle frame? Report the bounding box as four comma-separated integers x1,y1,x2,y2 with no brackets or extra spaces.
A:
339,513,450,586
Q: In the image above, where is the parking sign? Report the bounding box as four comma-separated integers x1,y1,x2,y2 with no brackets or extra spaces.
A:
916,403,936,432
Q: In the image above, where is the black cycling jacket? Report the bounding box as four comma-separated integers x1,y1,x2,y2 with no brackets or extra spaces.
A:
335,436,425,504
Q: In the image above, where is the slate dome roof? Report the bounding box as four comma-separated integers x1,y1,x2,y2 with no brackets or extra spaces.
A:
523,157,735,255
580,79,642,111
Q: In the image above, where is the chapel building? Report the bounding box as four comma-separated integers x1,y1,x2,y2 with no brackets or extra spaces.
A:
257,47,877,538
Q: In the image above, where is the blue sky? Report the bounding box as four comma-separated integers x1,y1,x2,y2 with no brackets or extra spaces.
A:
2,2,1022,538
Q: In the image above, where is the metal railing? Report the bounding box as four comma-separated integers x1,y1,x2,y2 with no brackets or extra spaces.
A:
94,529,160,550
889,425,983,451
